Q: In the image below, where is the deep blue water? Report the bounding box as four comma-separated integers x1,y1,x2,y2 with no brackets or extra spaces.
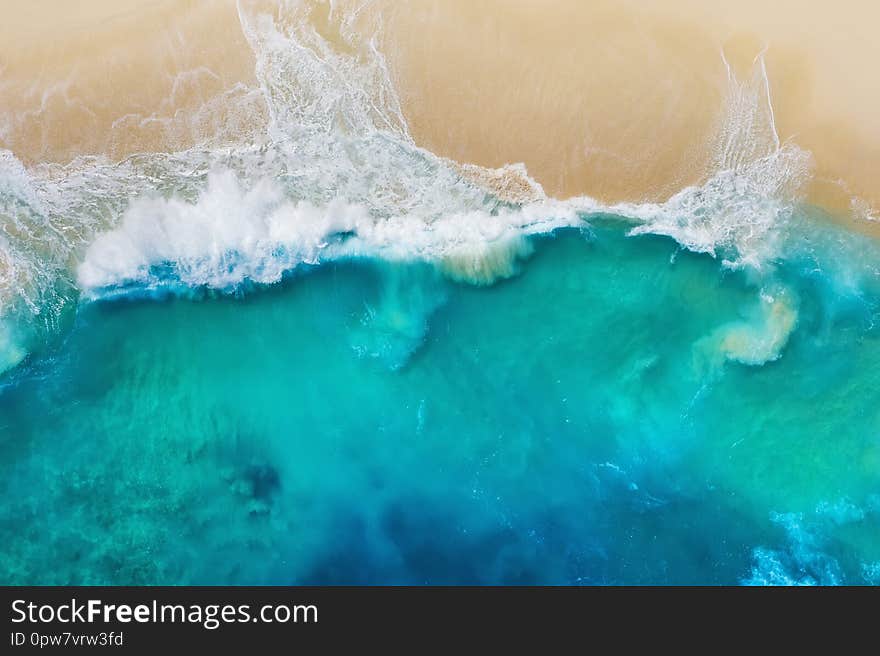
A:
2,219,879,585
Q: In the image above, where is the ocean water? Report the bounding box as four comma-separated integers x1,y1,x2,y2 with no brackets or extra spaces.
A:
1,2,879,585
2,218,880,585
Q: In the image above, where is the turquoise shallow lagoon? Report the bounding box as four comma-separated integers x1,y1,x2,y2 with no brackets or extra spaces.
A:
2,218,879,584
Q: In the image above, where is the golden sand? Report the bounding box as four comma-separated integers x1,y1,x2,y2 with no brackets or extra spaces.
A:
0,0,261,162
388,0,880,219
0,0,877,223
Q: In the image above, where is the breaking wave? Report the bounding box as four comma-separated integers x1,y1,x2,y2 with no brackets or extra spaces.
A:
0,0,825,374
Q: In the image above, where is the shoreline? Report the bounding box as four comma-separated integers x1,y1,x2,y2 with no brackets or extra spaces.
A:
0,0,877,232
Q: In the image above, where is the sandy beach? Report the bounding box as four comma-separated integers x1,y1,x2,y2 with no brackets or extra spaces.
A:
1,0,877,222
3,1,880,590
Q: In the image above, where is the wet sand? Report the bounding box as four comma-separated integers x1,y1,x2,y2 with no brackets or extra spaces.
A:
1,0,877,222
0,0,261,162
388,0,880,220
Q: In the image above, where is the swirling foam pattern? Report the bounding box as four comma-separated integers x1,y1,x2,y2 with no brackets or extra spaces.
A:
1,1,879,584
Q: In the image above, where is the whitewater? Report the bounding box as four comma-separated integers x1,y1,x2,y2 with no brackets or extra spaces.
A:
1,1,879,585
1,1,815,371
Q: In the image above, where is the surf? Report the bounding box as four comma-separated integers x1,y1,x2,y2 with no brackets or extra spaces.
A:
1,0,880,586
0,1,826,376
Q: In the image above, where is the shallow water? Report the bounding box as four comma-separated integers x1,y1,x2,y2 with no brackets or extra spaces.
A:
1,1,879,586
2,220,879,584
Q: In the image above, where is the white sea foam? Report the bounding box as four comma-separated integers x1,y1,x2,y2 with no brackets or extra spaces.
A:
742,512,843,586
73,44,805,297
76,169,584,294
623,51,811,271
0,3,826,372
744,498,880,585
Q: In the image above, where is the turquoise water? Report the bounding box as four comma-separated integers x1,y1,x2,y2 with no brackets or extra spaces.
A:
1,4,878,585
2,217,879,585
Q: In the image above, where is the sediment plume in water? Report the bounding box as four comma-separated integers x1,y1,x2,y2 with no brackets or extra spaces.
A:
0,0,839,372
1,0,880,587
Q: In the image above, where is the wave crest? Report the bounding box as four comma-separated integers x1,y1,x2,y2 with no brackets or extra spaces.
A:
0,6,832,374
